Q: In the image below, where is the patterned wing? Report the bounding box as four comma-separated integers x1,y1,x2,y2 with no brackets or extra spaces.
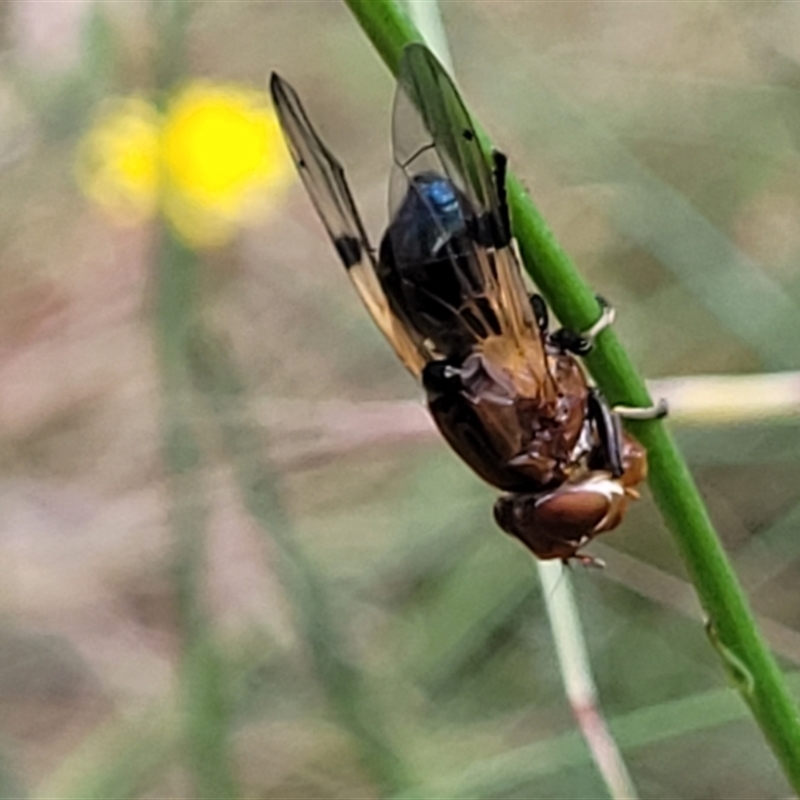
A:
269,72,429,377
384,43,550,389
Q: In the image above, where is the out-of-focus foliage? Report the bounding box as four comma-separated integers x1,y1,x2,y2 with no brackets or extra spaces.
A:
1,2,800,799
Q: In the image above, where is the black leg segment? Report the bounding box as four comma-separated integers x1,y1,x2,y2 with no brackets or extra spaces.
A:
529,293,549,333
550,327,592,356
587,388,624,478
492,150,511,245
549,295,616,356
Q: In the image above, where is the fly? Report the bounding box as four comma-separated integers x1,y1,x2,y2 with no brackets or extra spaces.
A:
269,44,665,564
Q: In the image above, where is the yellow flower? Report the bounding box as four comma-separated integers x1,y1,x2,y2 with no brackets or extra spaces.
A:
75,82,294,248
161,82,294,247
75,97,160,224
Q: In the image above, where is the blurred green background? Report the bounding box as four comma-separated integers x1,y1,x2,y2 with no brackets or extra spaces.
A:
1,1,800,798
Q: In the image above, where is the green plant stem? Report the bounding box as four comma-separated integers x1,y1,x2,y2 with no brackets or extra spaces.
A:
187,332,413,797
150,1,238,794
395,672,800,799
155,229,238,800
151,0,192,99
150,4,238,794
343,0,800,791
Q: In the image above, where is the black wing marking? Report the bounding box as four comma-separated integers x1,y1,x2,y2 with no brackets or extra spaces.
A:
385,45,551,388
269,73,428,377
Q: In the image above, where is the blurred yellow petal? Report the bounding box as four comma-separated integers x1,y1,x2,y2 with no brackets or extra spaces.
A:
75,97,160,224
161,82,294,247
75,82,294,249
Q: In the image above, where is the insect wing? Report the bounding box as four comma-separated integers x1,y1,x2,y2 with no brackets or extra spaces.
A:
269,73,428,377
388,45,549,382
393,43,503,242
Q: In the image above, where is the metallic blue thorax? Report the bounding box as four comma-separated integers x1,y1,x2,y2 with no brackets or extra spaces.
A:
377,172,492,359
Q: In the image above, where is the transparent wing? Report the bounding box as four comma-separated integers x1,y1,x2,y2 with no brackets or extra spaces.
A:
393,43,504,241
269,72,428,377
386,45,550,386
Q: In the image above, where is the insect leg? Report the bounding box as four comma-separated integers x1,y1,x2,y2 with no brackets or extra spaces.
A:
587,388,625,478
581,295,616,344
550,296,615,355
421,359,462,394
549,328,591,355
491,150,511,245
613,398,669,420
528,293,549,333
